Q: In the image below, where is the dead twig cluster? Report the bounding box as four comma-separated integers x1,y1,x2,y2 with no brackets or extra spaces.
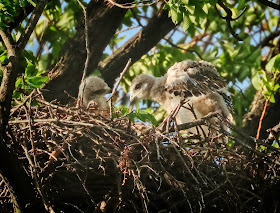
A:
1,90,280,212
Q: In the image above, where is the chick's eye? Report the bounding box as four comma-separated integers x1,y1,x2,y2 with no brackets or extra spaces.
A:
135,83,141,90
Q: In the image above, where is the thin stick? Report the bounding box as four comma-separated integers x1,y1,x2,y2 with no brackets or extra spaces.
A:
107,58,131,118
106,0,159,9
10,90,37,116
256,98,269,139
107,58,132,102
9,118,137,139
167,112,219,133
77,0,90,82
77,0,90,107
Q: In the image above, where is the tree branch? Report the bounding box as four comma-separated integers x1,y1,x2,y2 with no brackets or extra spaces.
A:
18,0,48,51
216,0,246,41
172,112,218,132
43,0,133,104
243,85,280,140
0,1,49,211
257,0,280,11
99,9,176,87
7,3,35,31
0,30,16,56
258,30,280,47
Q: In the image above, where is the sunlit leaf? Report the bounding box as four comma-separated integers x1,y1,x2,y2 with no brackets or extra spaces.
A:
27,76,48,88
128,110,158,126
27,0,36,7
266,54,280,73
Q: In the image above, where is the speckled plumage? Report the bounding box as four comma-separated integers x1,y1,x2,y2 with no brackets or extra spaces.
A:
165,60,227,98
129,60,232,133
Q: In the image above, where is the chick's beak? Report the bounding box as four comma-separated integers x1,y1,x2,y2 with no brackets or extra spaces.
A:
130,93,136,102
130,89,141,102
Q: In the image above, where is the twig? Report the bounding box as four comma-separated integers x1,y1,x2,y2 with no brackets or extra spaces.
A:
222,117,280,153
163,37,204,60
21,144,55,213
76,0,90,107
77,0,90,82
170,141,199,184
107,58,132,102
167,112,219,133
185,103,207,138
115,26,141,35
10,89,37,116
106,0,159,9
258,30,280,47
215,0,247,41
105,57,129,118
9,117,137,139
0,173,20,213
18,0,48,51
106,58,131,117
256,98,269,139
257,0,280,11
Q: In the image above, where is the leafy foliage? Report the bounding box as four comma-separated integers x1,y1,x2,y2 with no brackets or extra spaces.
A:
13,50,48,101
1,0,280,212
0,0,18,29
0,0,279,131
262,54,280,102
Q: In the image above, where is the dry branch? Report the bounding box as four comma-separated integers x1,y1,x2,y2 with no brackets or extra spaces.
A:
0,0,50,211
2,90,280,212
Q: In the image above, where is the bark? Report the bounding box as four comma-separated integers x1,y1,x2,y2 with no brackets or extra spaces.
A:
0,46,46,213
243,40,280,140
242,87,280,140
99,9,177,87
0,138,46,212
43,0,132,104
8,3,35,31
0,1,48,211
43,4,176,103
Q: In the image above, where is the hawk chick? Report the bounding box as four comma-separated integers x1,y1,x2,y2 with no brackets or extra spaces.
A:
78,76,110,114
129,60,232,133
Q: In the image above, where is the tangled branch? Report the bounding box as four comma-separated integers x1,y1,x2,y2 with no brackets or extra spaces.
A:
1,90,279,212
215,0,247,41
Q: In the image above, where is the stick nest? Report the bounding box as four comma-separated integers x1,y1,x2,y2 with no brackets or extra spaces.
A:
2,90,280,213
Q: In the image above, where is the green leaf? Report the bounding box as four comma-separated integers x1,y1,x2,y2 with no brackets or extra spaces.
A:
15,78,23,88
169,7,182,24
273,84,280,91
25,64,38,76
27,0,37,7
0,50,8,64
182,13,190,31
26,76,48,88
270,94,275,103
251,72,262,90
266,54,280,73
128,110,158,126
19,0,27,7
22,50,38,64
185,5,195,15
181,0,189,4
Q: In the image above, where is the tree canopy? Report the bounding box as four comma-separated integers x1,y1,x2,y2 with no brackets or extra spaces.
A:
0,0,280,212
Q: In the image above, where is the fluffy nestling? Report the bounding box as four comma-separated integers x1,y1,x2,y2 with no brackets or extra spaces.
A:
78,76,110,112
129,60,232,133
